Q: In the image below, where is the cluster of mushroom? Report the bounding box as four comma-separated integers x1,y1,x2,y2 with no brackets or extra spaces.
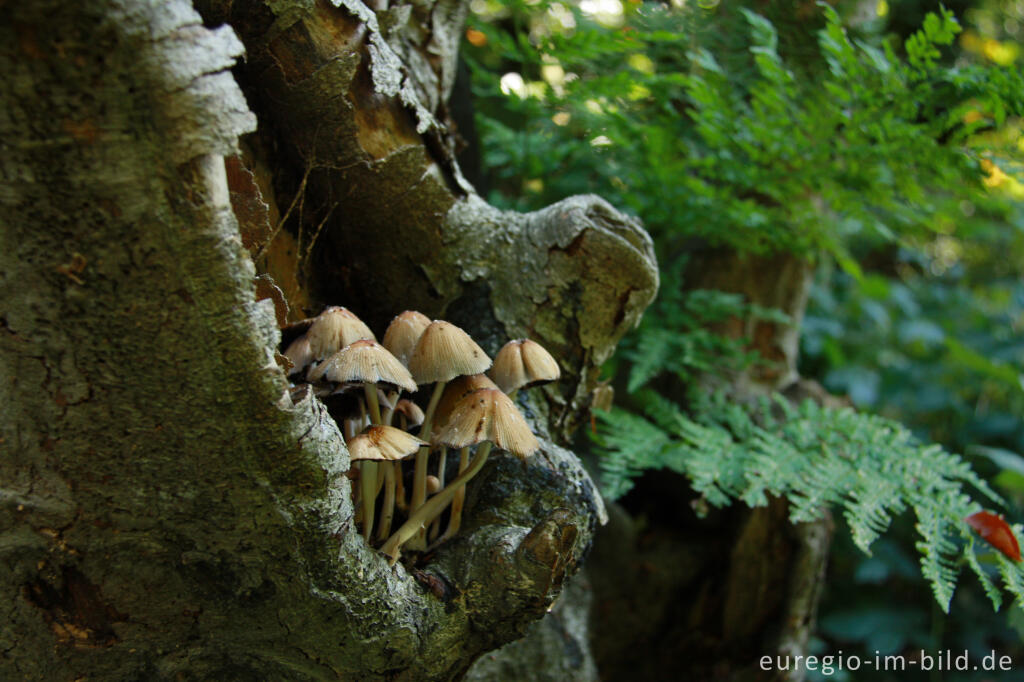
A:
283,307,561,564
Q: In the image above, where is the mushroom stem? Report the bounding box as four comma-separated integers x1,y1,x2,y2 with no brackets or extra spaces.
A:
375,462,397,542
382,389,398,425
382,442,493,564
428,447,448,541
408,381,446,549
360,460,377,542
376,462,387,498
437,446,447,487
364,382,383,425
440,446,471,542
360,385,388,508
395,464,408,512
395,415,409,512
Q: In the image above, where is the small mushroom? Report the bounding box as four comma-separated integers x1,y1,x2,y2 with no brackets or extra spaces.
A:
393,399,425,430
431,374,500,434
306,306,375,360
435,388,538,458
405,321,491,548
428,373,499,540
349,425,426,462
489,339,561,398
382,310,432,368
308,340,416,425
348,425,426,542
381,388,537,563
312,341,415,542
282,334,314,377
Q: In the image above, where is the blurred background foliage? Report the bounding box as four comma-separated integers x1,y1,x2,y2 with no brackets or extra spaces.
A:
459,0,1024,679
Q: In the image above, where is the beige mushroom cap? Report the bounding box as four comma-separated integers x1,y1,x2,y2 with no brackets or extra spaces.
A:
434,388,539,459
308,340,417,392
405,319,489,382
408,321,491,385
283,334,314,377
348,425,427,461
307,306,375,360
394,399,425,427
382,310,432,367
490,339,561,394
433,374,499,432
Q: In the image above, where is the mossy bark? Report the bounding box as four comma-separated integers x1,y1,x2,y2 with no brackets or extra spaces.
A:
1,0,656,680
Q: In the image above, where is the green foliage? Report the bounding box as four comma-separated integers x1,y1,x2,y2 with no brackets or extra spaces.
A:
802,262,1024,458
468,0,1024,622
467,2,1024,258
797,216,1024,660
615,262,790,392
593,387,1024,612
594,258,1024,613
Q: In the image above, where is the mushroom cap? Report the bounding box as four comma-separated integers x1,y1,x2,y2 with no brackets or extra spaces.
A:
425,475,442,494
433,374,498,431
348,425,426,461
308,340,417,392
490,339,561,394
282,334,314,377
307,306,375,360
408,321,491,385
382,310,432,367
434,388,539,459
394,399,425,427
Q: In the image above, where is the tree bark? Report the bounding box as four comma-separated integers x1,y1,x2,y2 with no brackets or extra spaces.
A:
1,0,656,680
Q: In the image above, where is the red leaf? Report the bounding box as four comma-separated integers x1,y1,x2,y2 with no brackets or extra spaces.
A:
966,511,1022,562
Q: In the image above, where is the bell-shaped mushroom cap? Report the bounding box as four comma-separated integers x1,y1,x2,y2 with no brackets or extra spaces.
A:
308,340,417,392
348,425,426,461
283,334,314,376
434,388,539,460
382,311,432,367
433,374,499,431
408,321,491,385
394,399,425,427
490,339,561,394
307,306,375,360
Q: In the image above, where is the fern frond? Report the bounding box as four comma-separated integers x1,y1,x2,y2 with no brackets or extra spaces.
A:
916,512,960,612
593,390,1018,612
593,407,672,500
997,558,1024,613
964,537,1004,611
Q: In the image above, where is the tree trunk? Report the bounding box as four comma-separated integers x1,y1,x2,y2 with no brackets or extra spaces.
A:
586,249,833,681
1,0,657,679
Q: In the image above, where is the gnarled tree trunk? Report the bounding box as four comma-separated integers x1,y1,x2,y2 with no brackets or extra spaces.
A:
1,0,656,679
